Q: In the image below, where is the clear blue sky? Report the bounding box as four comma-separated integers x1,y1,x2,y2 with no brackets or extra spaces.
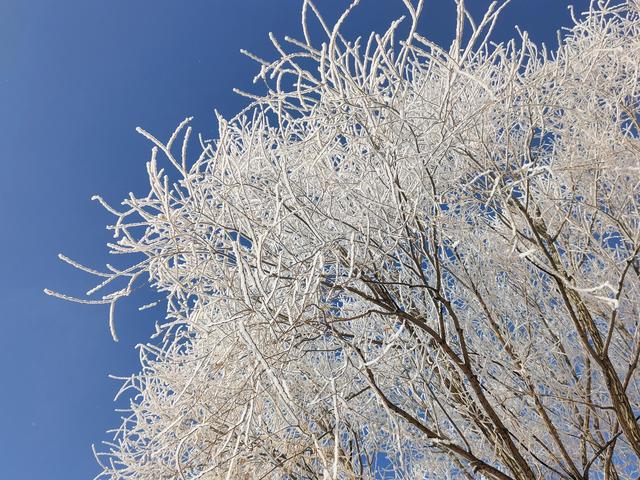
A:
0,1,589,478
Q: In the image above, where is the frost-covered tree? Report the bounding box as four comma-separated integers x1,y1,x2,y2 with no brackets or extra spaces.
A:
47,1,640,478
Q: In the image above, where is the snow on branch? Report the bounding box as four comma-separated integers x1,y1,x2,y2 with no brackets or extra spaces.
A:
49,1,640,478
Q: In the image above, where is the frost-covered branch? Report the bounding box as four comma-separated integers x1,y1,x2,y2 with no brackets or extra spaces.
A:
49,1,640,478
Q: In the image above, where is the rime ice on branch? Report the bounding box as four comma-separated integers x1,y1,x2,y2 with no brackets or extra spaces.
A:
48,1,640,478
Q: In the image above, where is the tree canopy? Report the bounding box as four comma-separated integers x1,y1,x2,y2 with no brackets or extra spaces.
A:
48,1,640,478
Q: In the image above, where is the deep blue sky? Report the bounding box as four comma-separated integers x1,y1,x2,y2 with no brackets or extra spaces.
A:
1,1,589,478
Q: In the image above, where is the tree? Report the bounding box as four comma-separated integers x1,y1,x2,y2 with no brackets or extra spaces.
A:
47,0,640,478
